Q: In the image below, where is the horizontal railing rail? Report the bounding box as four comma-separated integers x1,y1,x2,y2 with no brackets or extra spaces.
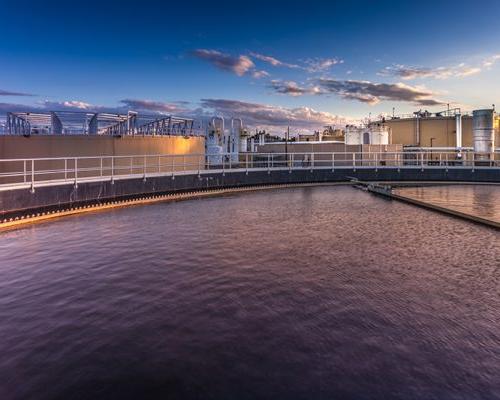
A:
0,151,499,191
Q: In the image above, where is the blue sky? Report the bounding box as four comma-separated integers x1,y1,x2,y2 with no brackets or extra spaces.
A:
2,0,500,132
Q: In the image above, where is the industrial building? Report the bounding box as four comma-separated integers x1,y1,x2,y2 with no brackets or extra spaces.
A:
370,108,500,151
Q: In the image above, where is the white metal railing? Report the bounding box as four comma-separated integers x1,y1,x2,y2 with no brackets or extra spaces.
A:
0,151,499,191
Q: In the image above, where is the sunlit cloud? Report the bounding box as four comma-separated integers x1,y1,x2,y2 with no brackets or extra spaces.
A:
380,54,500,81
379,64,481,80
269,80,322,96
249,52,301,69
482,54,500,68
316,79,444,105
250,52,343,73
198,98,347,131
119,99,188,114
191,49,255,76
252,70,270,79
41,100,95,110
303,57,343,73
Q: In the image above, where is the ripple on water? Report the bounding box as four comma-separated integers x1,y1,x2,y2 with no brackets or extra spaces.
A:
0,186,499,400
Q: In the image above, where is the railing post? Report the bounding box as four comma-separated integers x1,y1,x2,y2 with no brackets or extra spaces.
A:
310,153,314,172
30,159,35,193
143,155,147,181
183,155,186,171
23,160,27,183
289,153,292,173
352,153,356,168
74,158,78,188
172,156,175,179
267,154,270,174
100,157,103,177
246,153,249,174
111,157,114,184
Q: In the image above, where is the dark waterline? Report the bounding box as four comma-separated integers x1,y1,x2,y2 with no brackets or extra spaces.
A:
0,186,499,400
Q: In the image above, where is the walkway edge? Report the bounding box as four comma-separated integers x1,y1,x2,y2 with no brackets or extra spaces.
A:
363,183,500,230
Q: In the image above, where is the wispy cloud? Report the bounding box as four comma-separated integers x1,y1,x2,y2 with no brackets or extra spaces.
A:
269,80,321,96
379,64,481,80
0,89,35,97
199,98,346,130
191,49,255,76
249,52,300,69
303,57,343,73
252,70,270,79
40,100,95,110
316,79,443,105
250,52,343,73
380,54,500,81
119,99,188,113
482,54,500,68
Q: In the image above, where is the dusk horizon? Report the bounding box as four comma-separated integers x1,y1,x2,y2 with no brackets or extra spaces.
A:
2,0,500,133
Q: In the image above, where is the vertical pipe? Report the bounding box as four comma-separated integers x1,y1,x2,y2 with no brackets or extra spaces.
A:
74,158,78,187
31,159,35,193
455,113,462,149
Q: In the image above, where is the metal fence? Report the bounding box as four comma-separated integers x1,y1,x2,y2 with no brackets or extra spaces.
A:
0,151,499,191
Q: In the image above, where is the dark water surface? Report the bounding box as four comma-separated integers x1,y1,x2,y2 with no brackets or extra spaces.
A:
394,184,500,223
1,186,499,400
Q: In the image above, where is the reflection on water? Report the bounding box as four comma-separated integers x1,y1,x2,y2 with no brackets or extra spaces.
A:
0,186,499,400
394,185,500,223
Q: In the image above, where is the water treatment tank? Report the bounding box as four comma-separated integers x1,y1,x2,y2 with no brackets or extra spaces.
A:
368,126,390,145
472,109,495,158
345,126,362,144
345,125,389,145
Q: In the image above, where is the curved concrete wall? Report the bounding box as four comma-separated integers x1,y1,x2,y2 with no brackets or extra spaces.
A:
1,168,499,219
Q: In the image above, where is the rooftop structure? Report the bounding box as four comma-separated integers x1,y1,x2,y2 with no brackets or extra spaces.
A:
4,110,199,136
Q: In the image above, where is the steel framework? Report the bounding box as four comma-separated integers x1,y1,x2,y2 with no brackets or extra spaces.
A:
4,110,197,136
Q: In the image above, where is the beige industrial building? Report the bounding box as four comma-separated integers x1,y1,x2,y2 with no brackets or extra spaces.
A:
256,142,403,166
370,109,500,148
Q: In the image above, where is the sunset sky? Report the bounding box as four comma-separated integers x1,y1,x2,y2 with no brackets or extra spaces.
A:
2,0,500,133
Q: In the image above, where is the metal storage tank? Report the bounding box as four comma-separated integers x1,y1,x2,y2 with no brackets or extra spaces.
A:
369,126,390,145
346,126,389,145
345,126,362,145
473,109,495,159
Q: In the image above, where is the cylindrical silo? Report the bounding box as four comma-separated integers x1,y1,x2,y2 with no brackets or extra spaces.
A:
369,126,390,145
345,126,362,145
473,109,495,160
